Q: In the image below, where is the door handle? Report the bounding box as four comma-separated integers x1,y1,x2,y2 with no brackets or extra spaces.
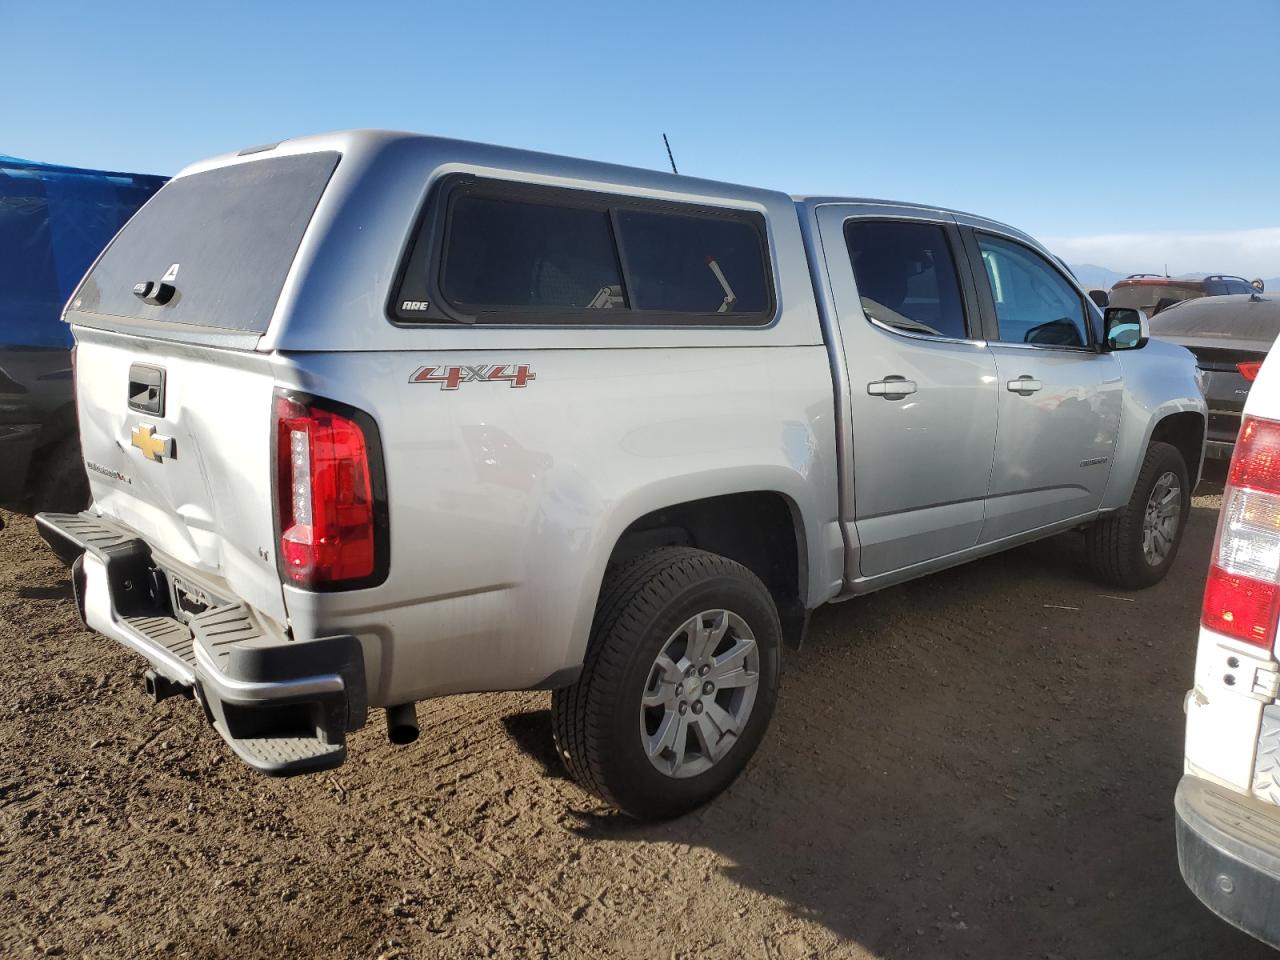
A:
1006,376,1042,395
867,377,917,399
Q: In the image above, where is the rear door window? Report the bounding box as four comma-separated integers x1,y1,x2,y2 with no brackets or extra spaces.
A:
843,219,969,340
72,151,339,333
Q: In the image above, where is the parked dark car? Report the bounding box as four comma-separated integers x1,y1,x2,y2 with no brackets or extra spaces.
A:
1150,293,1280,459
0,156,165,513
1109,273,1263,316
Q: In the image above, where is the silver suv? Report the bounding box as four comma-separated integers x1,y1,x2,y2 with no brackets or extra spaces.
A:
39,130,1206,818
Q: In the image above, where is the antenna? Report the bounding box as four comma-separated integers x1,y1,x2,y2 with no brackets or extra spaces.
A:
662,133,679,175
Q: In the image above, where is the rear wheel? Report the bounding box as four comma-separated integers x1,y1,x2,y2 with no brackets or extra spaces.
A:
1085,440,1190,589
551,547,781,819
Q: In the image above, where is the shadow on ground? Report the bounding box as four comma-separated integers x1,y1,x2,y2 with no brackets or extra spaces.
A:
508,488,1269,959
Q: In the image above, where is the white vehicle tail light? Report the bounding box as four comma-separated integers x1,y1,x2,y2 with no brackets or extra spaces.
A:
1202,416,1280,649
273,392,388,590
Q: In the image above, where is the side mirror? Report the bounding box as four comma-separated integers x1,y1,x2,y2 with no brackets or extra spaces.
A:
1104,306,1149,351
1254,278,1266,292
1088,289,1109,309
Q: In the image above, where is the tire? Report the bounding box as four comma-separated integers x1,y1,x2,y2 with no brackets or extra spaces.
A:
1085,440,1190,589
551,546,781,820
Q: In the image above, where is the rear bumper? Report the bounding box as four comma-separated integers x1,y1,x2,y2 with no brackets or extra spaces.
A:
1175,774,1280,947
35,510,366,776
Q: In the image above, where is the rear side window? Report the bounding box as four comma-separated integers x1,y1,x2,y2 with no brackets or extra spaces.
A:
616,209,769,314
394,178,774,326
442,195,624,311
843,219,969,340
72,152,338,333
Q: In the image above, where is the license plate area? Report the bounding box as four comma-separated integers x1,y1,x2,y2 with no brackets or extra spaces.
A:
167,573,228,624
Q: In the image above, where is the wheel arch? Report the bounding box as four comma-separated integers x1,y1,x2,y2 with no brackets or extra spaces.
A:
1150,410,1206,489
576,473,820,659
1102,397,1206,512
609,490,809,648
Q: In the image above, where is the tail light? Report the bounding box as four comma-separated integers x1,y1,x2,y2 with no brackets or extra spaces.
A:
1202,416,1280,648
1238,360,1263,382
273,393,387,589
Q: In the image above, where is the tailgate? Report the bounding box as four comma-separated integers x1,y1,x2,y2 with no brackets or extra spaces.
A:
74,328,286,623
58,149,343,626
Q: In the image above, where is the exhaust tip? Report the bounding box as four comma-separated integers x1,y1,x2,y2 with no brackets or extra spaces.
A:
386,702,419,745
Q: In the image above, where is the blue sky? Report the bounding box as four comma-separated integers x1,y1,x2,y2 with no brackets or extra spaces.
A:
7,0,1279,273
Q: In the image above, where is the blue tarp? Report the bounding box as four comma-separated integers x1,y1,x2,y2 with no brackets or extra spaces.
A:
0,155,166,348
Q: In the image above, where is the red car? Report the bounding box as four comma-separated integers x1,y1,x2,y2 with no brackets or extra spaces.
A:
1108,273,1262,315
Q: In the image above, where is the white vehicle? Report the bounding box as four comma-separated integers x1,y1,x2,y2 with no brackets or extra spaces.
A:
1179,342,1280,945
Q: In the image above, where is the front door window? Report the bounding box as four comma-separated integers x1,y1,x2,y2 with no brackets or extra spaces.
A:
977,234,1090,348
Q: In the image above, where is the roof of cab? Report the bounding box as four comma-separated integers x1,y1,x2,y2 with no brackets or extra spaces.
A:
793,194,1036,245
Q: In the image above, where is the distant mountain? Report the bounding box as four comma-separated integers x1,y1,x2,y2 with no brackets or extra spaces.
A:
1068,264,1127,290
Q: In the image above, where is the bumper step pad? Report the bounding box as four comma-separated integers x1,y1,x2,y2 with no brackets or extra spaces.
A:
191,603,267,671
36,511,135,562
123,615,195,668
34,509,365,778
216,727,346,775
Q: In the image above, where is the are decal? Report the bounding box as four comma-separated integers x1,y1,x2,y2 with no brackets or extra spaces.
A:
409,363,537,390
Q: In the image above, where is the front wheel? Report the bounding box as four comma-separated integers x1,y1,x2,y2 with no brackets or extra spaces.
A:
1085,440,1190,589
551,547,781,820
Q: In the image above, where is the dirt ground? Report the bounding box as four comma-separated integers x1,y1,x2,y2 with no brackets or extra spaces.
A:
1,467,1273,960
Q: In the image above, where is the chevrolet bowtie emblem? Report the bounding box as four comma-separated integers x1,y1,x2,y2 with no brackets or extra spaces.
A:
130,423,174,463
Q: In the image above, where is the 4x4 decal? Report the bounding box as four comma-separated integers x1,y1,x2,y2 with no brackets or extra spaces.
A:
409,364,536,390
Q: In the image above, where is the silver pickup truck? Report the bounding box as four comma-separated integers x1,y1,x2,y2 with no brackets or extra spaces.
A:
37,130,1205,818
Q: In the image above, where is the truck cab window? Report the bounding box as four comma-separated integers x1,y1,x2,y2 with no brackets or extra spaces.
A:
977,234,1089,348
843,219,968,340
